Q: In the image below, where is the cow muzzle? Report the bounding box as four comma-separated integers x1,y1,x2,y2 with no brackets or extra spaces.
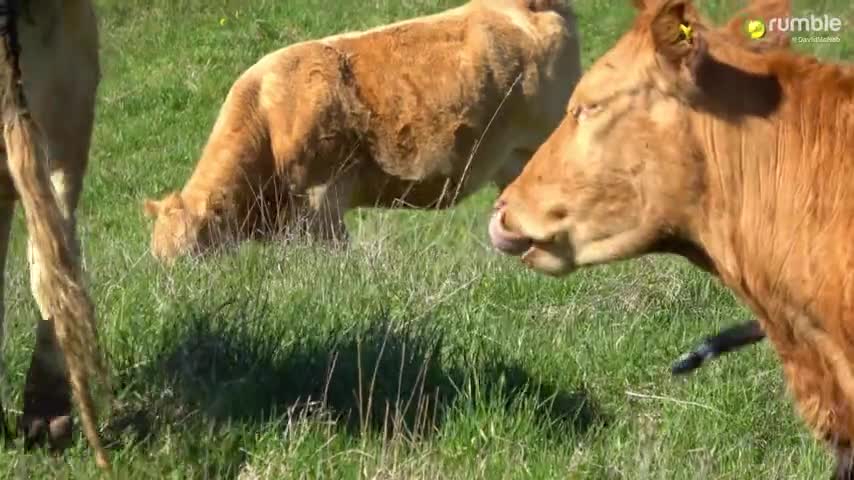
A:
489,209,532,256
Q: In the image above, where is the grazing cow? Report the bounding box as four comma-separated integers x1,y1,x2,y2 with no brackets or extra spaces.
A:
143,0,582,264
488,0,854,476
0,0,108,469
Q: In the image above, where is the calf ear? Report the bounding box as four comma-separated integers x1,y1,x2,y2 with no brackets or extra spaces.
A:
143,199,161,218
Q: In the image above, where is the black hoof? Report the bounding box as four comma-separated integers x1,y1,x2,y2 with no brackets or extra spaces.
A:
21,416,47,450
20,413,74,454
20,372,73,453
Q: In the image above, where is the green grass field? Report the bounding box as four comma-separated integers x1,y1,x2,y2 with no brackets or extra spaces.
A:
1,0,852,478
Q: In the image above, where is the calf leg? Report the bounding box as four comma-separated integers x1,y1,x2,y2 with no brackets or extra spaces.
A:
22,168,83,452
0,199,13,446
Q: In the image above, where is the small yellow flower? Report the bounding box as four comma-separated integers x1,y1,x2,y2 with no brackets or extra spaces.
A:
219,17,227,26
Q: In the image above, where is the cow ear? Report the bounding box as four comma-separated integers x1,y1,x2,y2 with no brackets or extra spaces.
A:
648,0,716,100
144,192,182,218
143,199,162,218
650,0,704,66
526,0,562,12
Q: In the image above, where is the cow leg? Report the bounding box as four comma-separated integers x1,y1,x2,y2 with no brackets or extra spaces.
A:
305,176,353,248
20,317,72,452
21,167,84,453
833,445,854,480
0,199,14,446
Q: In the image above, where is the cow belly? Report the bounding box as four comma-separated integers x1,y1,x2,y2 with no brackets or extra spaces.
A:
355,136,522,209
353,169,485,209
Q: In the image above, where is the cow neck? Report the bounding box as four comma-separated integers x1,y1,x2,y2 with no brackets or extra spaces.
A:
688,66,854,353
179,152,246,219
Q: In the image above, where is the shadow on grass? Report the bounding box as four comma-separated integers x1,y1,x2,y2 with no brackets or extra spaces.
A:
105,296,605,477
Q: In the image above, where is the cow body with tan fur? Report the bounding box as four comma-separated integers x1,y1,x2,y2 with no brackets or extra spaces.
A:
144,0,582,263
488,0,854,477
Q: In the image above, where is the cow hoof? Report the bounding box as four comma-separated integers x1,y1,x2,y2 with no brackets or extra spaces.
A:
47,415,73,452
21,414,74,453
21,416,48,450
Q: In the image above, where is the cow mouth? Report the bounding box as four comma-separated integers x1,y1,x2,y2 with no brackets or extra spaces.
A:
490,209,576,275
488,210,560,255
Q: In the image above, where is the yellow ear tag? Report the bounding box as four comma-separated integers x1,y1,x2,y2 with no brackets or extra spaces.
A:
679,23,693,43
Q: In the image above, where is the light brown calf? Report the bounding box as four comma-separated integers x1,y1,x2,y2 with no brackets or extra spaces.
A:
143,0,582,263
0,0,108,468
489,0,854,477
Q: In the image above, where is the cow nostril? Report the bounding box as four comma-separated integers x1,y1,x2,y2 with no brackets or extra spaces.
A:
546,206,569,222
493,199,507,212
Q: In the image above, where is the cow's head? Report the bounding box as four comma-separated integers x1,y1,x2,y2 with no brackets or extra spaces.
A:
143,192,212,264
488,0,788,276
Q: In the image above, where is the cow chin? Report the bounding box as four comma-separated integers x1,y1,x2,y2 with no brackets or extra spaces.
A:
517,221,652,276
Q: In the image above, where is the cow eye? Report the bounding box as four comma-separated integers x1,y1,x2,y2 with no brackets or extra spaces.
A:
571,103,602,122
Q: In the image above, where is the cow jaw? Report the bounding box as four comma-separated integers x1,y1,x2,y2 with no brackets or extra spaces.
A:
490,201,660,277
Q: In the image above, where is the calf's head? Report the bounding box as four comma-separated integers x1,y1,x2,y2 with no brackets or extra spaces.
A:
489,0,783,275
144,193,212,264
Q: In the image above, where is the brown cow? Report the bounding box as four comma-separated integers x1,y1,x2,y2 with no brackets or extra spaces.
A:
488,0,854,477
0,0,108,469
143,0,582,264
